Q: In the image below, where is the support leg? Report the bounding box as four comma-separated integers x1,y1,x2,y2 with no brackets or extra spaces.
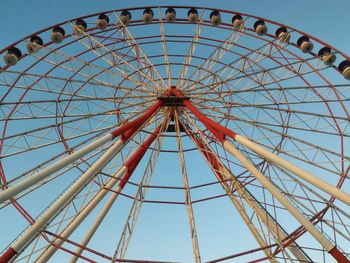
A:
180,99,349,263
174,112,201,263
35,126,162,263
0,140,124,263
0,101,161,205
184,117,305,262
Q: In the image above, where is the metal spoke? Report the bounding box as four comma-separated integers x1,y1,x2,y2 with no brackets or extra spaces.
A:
176,10,205,88
114,12,167,90
174,111,201,263
158,12,172,87
69,22,162,93
112,116,170,260
182,21,246,92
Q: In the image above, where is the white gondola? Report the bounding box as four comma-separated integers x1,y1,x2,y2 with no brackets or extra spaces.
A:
26,36,43,54
338,60,350,80
297,36,313,53
73,19,87,35
210,10,221,26
254,20,268,36
96,14,109,30
188,8,198,23
318,47,336,65
166,8,176,22
51,27,65,43
232,14,244,29
3,47,22,66
275,27,290,43
143,8,154,23
120,10,132,25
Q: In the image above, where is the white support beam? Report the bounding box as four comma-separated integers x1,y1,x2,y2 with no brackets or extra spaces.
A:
183,113,305,262
36,166,128,263
223,140,336,253
2,139,124,262
235,134,350,206
0,133,113,204
113,122,166,260
174,112,201,263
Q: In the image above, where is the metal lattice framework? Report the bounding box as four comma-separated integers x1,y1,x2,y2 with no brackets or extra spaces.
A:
0,5,350,263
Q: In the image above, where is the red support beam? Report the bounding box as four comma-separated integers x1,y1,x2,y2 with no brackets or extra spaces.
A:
0,103,163,263
121,125,162,188
111,100,162,140
172,90,349,263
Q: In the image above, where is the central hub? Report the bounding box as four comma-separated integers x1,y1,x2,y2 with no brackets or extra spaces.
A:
157,86,190,132
157,86,190,106
157,95,190,106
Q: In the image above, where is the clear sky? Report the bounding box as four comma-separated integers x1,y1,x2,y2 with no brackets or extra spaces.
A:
1,0,350,55
1,1,350,262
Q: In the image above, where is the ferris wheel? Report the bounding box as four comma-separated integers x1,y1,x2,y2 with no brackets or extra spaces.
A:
0,5,350,263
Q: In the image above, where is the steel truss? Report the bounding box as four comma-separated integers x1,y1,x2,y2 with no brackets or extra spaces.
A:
0,5,350,263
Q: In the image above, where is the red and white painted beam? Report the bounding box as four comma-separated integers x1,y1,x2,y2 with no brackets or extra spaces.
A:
222,141,349,263
180,98,349,263
186,129,309,262
35,126,162,263
182,97,350,207
0,139,123,263
187,131,278,262
0,101,161,205
234,135,350,206
69,126,162,263
0,102,161,263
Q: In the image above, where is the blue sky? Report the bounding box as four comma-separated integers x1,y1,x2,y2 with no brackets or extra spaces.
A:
1,1,350,262
1,0,350,55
